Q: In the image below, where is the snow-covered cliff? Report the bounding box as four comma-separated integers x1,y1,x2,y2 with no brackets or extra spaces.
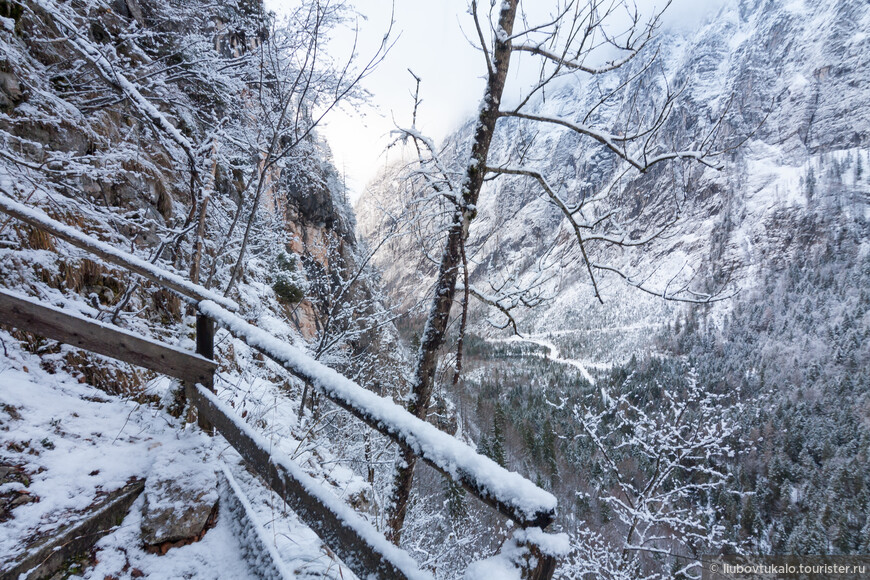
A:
357,0,870,359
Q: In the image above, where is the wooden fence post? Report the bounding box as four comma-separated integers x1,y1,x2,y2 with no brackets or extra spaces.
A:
195,312,216,434
196,313,215,360
521,544,558,580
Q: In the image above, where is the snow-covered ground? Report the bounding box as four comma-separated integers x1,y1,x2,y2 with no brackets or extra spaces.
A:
0,360,259,578
492,335,598,385
0,328,361,579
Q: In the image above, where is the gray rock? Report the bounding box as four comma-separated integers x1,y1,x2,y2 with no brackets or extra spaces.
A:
140,453,219,547
124,0,146,26
0,71,22,112
0,71,21,100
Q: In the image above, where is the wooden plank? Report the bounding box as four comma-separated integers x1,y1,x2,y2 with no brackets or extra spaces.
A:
311,384,554,528
330,396,554,529
0,289,215,388
0,480,144,580
186,384,425,580
0,194,239,312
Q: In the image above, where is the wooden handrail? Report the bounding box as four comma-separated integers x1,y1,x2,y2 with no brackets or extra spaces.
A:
0,194,239,312
197,300,557,530
0,288,215,387
188,383,430,580
0,289,428,580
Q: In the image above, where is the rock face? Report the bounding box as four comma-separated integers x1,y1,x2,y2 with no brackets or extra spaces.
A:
0,70,23,112
357,0,870,348
0,462,37,522
140,451,219,550
0,0,385,383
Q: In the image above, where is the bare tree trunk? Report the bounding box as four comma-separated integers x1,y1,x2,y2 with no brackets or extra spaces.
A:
190,146,218,285
224,174,267,296
386,0,518,545
190,193,210,285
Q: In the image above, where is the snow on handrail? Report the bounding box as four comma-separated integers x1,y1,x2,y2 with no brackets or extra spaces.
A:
197,300,558,527
0,194,239,312
190,384,432,580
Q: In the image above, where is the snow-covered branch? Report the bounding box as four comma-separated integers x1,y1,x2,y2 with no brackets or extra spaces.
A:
570,368,742,579
0,191,239,311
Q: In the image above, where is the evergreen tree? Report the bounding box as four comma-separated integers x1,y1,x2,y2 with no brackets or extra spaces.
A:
805,166,817,200
489,402,507,468
443,475,467,521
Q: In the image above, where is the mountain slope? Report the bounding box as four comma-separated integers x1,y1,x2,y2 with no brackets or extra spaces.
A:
356,1,870,577
358,0,870,350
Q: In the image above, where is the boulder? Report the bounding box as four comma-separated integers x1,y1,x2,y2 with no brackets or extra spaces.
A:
140,450,219,550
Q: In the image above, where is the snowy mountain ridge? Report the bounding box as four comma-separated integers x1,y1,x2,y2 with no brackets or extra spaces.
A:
357,0,870,361
359,3,870,574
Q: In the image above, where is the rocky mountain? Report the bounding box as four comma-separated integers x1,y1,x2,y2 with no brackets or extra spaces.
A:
356,0,870,577
358,0,870,358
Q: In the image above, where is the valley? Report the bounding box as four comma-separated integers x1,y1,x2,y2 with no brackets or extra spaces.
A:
0,0,867,578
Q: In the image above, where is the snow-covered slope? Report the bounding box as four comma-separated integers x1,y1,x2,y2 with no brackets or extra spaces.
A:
0,0,410,576
357,0,870,362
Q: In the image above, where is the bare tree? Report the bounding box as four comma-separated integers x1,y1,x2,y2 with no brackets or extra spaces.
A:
219,1,394,297
565,368,740,579
385,0,745,543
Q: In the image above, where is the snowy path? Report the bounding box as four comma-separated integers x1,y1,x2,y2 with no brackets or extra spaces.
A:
0,369,261,579
0,351,357,579
492,335,598,385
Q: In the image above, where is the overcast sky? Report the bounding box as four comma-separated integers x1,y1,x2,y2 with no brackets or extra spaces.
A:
264,0,730,203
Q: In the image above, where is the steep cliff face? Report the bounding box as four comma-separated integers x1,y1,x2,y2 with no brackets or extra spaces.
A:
0,0,372,359
0,1,410,574
358,0,870,355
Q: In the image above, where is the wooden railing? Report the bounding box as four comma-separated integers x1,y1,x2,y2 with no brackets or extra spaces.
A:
0,289,216,388
0,195,563,579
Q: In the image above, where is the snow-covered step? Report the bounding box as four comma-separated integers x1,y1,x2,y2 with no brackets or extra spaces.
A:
218,463,294,580
0,479,144,580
